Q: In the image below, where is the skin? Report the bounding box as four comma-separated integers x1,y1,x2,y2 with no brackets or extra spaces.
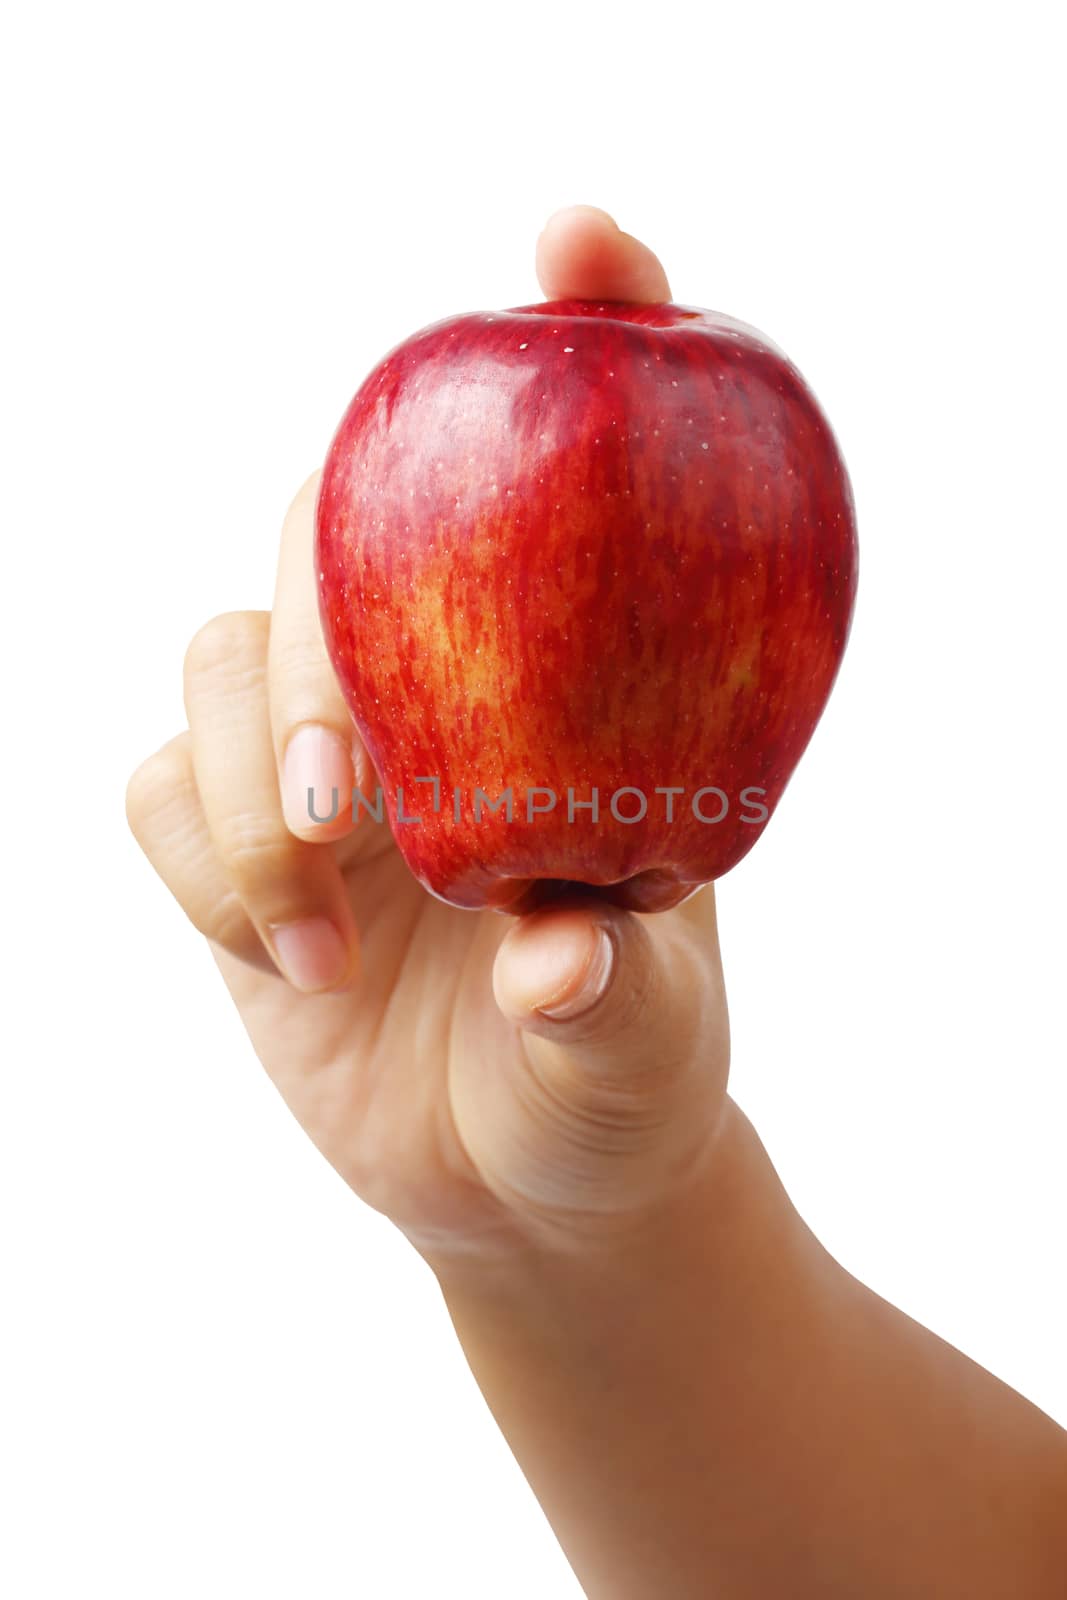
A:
127,204,1067,1597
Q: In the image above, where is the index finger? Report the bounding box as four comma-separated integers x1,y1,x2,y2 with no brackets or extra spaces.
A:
269,471,366,845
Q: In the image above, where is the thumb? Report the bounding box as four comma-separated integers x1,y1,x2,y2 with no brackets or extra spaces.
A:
489,895,729,1225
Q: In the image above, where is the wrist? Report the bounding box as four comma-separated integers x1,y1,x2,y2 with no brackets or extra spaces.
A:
424,1094,765,1310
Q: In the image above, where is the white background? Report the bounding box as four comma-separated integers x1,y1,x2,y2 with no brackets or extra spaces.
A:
2,2,1064,1595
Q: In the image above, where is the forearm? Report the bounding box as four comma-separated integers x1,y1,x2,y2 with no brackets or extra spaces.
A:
432,1099,1067,1599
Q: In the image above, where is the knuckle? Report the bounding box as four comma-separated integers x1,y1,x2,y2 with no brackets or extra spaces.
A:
284,469,323,529
183,610,268,687
124,761,159,838
269,635,330,698
217,813,295,894
125,736,189,839
199,890,257,952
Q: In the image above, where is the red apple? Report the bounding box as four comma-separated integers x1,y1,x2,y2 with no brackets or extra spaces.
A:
315,299,857,912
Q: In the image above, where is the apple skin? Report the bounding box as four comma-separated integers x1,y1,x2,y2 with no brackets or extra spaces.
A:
315,299,857,912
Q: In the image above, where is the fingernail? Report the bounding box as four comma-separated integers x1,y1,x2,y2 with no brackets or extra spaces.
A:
281,725,352,833
270,917,350,993
538,927,615,1021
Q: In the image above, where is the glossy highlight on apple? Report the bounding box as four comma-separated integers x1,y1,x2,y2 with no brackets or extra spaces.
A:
316,297,858,912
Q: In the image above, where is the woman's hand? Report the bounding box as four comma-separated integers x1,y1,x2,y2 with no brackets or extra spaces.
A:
126,208,1067,1599
126,206,731,1269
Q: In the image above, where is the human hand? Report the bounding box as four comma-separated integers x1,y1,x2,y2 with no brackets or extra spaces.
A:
126,207,731,1270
